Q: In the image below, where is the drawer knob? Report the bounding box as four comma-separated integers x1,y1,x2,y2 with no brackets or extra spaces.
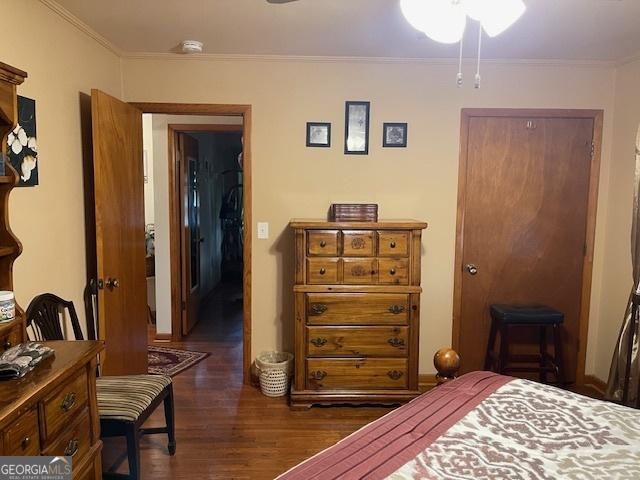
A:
319,240,326,248
310,338,328,347
390,241,396,248
3,340,11,350
319,268,326,275
310,303,328,315
389,268,396,275
387,370,404,380
21,436,30,450
388,305,405,315
310,370,327,381
387,337,405,348
61,392,76,412
64,438,79,457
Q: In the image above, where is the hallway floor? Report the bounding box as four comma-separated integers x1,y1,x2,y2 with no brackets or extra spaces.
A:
103,281,389,479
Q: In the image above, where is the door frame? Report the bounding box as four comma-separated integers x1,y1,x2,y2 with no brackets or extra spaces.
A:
168,124,244,336
130,103,253,384
452,108,603,386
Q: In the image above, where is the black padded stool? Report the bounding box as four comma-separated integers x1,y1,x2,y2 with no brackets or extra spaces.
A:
484,304,565,385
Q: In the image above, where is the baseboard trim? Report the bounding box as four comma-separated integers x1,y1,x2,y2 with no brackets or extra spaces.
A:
154,333,172,343
583,375,607,395
418,374,438,392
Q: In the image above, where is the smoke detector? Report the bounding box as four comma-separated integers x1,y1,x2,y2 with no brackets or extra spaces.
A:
180,40,203,54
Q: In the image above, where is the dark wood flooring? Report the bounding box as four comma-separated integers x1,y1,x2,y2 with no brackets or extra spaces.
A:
103,282,390,479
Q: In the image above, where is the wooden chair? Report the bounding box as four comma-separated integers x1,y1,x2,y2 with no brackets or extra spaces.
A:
26,293,176,480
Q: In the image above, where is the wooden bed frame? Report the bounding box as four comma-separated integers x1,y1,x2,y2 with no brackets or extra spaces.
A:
433,347,461,386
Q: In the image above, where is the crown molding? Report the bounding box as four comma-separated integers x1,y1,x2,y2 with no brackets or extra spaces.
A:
121,51,616,69
617,50,640,67
39,0,122,57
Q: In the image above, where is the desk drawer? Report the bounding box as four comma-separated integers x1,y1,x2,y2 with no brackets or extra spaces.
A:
4,408,40,456
307,230,339,256
43,408,91,463
378,258,409,285
306,258,340,284
307,326,408,357
306,293,409,325
306,358,408,390
378,231,410,257
43,369,88,441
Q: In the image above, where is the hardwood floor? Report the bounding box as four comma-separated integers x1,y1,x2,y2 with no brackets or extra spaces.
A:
103,281,391,479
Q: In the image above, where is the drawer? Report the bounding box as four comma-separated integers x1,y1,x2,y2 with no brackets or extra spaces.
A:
342,258,377,284
306,326,409,357
378,258,409,285
43,408,91,463
4,408,40,456
0,325,22,353
43,369,88,441
378,231,410,257
306,258,339,284
306,293,409,325
307,230,339,256
342,231,375,257
306,358,408,390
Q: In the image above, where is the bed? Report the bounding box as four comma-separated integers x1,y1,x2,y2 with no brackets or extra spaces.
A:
278,351,640,479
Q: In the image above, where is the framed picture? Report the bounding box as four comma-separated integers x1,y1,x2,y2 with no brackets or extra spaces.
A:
383,122,408,148
344,101,370,155
306,122,331,147
7,95,38,186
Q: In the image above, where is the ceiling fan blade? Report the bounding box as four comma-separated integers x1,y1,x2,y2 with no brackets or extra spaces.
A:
266,0,300,3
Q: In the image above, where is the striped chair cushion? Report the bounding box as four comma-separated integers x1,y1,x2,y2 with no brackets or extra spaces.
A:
96,374,172,422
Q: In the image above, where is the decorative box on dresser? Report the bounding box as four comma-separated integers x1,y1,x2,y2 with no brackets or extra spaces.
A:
0,341,104,479
289,219,428,409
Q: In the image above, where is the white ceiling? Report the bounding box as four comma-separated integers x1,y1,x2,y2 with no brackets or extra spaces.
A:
51,0,640,61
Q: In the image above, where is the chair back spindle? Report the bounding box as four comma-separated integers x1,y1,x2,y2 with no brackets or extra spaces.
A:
25,293,84,341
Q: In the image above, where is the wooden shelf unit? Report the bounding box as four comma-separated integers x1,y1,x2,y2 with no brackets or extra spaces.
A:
0,61,27,352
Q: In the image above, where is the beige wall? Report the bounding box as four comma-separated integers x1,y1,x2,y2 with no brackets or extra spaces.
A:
593,58,640,381
122,56,616,376
0,0,121,335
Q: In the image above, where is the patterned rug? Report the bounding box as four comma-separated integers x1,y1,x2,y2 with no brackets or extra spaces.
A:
148,346,210,376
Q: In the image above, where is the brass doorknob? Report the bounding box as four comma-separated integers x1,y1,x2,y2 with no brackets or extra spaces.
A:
465,264,478,275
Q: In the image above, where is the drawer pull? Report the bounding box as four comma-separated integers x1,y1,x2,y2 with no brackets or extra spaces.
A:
3,340,11,350
310,338,328,347
60,392,77,412
389,268,396,275
319,268,326,275
64,438,79,457
387,337,405,348
319,240,326,248
387,370,404,380
21,436,31,450
310,303,328,315
388,305,405,315
390,241,396,248
310,370,327,381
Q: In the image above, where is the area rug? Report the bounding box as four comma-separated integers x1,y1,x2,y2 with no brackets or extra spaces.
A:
148,346,210,376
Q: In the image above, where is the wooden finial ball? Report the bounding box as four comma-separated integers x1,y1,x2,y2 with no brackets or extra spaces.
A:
434,347,460,377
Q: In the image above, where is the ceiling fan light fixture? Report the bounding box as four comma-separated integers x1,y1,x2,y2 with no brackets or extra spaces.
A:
180,40,204,54
472,0,526,37
400,0,467,44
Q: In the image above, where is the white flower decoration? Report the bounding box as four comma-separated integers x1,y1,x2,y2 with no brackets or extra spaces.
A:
20,155,37,182
7,124,28,155
27,136,37,153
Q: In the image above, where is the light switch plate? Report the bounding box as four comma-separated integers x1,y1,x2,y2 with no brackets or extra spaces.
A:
257,222,269,239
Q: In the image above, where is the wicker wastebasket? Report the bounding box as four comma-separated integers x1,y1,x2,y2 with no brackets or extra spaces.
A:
256,351,293,397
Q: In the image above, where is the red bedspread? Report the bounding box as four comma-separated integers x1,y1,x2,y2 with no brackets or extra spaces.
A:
278,372,511,480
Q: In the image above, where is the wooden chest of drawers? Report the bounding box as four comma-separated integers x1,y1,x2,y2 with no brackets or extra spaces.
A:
0,341,104,479
290,219,427,409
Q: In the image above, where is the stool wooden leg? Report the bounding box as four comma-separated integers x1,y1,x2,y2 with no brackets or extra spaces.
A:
539,326,547,384
164,385,176,455
125,423,141,480
498,324,509,375
484,319,498,371
553,324,565,387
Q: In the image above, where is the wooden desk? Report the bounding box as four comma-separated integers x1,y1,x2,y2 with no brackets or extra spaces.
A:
0,341,104,479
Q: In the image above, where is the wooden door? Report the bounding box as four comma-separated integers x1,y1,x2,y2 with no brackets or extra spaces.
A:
178,133,201,335
455,113,596,382
91,89,147,375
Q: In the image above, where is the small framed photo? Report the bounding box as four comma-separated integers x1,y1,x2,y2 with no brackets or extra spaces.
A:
306,122,331,147
383,123,408,148
344,101,370,155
